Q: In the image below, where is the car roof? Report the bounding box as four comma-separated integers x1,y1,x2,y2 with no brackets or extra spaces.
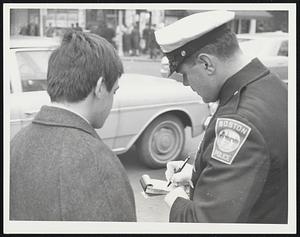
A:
10,36,61,49
237,31,288,40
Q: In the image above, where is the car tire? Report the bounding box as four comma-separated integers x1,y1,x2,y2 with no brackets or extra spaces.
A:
136,114,185,168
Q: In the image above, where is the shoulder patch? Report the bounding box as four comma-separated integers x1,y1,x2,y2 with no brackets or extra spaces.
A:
211,118,251,165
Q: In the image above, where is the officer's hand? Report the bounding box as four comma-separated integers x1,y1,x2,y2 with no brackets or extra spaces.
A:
165,161,194,187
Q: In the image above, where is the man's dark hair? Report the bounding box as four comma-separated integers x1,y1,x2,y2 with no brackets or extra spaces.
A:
47,30,123,103
190,26,241,62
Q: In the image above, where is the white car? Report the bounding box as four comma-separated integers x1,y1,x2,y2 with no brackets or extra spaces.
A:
8,36,211,168
161,31,288,83
238,31,288,83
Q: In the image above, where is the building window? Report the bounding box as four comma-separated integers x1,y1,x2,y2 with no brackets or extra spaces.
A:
46,9,78,28
233,19,251,34
240,19,250,33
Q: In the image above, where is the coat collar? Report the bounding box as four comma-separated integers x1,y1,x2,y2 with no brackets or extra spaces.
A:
218,58,270,106
33,105,100,139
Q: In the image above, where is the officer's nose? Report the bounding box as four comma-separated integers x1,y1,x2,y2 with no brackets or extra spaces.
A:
182,74,189,86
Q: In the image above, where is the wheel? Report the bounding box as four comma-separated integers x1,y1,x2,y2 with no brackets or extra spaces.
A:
136,114,185,168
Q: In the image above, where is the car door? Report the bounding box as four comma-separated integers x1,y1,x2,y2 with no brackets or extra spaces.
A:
10,48,52,139
9,78,23,139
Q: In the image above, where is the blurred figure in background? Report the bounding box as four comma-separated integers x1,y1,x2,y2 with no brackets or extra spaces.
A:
148,24,159,59
101,22,116,48
142,23,151,54
93,22,104,37
45,23,54,37
19,24,28,35
131,24,140,56
74,22,82,31
28,18,39,36
123,25,132,56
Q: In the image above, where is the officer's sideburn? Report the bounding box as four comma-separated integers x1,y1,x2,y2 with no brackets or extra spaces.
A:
182,73,189,86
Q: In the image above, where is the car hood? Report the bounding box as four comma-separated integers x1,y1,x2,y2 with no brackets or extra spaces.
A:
115,73,203,108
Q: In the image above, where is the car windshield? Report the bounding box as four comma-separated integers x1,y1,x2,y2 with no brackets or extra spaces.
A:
16,50,52,92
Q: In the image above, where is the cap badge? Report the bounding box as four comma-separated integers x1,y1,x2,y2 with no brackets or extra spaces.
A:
181,50,186,57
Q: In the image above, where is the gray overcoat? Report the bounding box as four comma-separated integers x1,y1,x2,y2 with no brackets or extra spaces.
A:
10,106,136,221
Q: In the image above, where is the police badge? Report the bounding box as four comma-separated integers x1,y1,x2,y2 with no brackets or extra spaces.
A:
211,118,251,165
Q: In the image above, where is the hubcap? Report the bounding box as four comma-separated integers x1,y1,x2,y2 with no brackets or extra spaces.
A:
150,121,183,163
154,128,174,154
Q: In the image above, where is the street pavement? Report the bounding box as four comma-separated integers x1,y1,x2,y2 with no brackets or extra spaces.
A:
119,127,203,222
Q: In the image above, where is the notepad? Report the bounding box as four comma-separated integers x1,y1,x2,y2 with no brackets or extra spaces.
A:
140,174,171,195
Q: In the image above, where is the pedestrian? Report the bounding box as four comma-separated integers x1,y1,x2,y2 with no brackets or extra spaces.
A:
131,24,140,56
10,30,137,222
148,24,159,59
19,24,28,35
155,10,288,223
45,23,54,37
28,21,39,36
122,25,132,56
142,23,150,54
101,23,116,48
74,22,82,31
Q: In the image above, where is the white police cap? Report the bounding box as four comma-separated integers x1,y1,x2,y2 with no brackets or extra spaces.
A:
155,10,235,75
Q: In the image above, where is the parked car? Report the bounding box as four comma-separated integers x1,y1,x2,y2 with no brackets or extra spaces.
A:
238,31,288,83
160,31,288,83
8,36,211,168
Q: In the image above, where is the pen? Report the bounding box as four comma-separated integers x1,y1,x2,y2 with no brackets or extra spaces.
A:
167,156,191,187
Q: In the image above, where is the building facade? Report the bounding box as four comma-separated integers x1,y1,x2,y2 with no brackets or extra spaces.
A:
10,8,287,55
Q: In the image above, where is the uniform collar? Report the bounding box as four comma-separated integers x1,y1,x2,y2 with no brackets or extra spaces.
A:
33,105,100,139
218,58,270,106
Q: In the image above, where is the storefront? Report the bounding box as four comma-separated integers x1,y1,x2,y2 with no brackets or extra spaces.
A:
10,9,40,36
10,8,86,37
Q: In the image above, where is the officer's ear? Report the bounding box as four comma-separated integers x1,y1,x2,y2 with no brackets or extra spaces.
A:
196,54,215,75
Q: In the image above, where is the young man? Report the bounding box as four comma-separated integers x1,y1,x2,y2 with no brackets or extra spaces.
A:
155,10,288,223
10,31,136,221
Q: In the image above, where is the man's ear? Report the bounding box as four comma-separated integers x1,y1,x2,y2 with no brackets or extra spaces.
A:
197,54,215,75
94,77,105,99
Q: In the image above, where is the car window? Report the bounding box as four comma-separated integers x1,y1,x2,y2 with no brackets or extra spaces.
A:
16,50,52,92
278,40,288,57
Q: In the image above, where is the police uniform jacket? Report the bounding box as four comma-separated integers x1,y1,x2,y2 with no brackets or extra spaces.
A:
10,106,137,221
169,58,288,223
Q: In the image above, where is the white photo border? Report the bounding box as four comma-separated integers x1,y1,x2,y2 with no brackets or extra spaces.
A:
3,3,297,234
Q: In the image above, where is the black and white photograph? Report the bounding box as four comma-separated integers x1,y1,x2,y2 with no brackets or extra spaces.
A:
3,2,297,234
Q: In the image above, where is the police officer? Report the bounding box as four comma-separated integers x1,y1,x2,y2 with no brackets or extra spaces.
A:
155,10,288,223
